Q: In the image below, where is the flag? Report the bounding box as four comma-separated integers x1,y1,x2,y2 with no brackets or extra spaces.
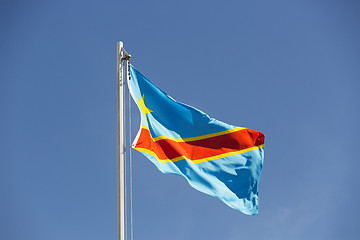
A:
128,64,265,215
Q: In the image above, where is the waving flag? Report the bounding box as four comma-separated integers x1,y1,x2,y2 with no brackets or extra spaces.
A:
128,65,265,215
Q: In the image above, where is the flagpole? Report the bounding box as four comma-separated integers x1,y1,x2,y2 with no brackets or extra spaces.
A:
117,41,126,240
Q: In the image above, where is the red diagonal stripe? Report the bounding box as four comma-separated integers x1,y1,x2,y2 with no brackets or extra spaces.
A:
135,128,264,161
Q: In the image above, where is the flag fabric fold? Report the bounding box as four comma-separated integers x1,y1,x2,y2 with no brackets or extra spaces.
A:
128,64,265,215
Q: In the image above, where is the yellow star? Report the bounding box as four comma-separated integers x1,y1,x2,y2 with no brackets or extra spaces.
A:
137,94,153,122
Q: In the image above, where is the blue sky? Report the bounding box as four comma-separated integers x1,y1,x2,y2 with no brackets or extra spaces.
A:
1,0,359,239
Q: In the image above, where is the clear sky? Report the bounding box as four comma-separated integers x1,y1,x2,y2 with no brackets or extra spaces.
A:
1,0,359,239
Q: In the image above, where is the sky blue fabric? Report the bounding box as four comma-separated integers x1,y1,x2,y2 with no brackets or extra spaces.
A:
128,65,235,139
129,64,264,215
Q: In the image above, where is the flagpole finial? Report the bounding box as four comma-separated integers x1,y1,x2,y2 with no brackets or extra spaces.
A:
118,41,131,60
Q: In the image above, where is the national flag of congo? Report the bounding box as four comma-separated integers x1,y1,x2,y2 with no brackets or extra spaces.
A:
128,64,265,215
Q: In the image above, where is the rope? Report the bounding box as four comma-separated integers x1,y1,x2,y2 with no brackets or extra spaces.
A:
123,59,127,240
127,59,134,240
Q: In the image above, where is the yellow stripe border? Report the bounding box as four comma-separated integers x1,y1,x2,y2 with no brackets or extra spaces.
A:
141,125,247,143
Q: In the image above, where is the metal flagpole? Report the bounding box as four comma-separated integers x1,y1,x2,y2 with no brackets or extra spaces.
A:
116,41,127,240
117,41,125,240
117,41,131,240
